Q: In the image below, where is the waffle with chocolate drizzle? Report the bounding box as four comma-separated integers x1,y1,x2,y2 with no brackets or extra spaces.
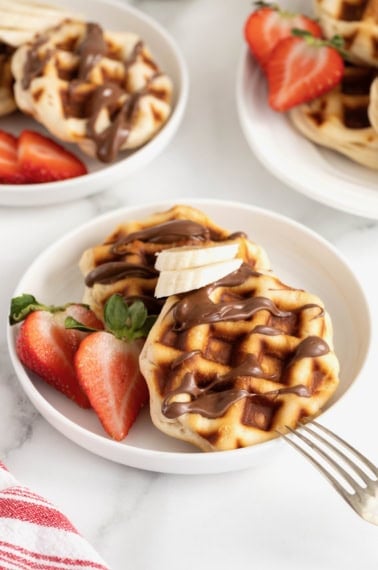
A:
289,65,378,169
11,19,173,163
139,264,340,452
79,205,272,321
314,0,378,67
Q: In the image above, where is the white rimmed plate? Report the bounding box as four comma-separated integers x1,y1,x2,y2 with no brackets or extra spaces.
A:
0,0,188,207
236,1,378,219
7,199,371,473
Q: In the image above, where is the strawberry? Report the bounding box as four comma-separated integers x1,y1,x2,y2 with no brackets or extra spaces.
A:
244,2,322,69
0,130,24,184
71,295,156,440
266,32,345,111
18,130,87,183
10,294,103,408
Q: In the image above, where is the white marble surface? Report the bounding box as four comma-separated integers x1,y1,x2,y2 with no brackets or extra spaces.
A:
1,1,378,568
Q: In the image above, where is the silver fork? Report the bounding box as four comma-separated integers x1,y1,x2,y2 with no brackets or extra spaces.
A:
279,420,378,526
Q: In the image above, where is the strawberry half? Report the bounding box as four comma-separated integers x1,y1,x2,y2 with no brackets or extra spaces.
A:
10,294,103,408
70,295,156,440
0,130,24,184
266,32,345,111
244,3,322,69
75,333,148,440
18,130,87,183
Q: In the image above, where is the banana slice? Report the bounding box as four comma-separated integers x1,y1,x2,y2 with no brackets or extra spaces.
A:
154,258,242,298
155,242,239,271
0,0,81,46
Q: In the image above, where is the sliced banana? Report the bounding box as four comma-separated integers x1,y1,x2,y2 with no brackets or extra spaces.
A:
0,0,81,46
155,258,242,298
155,242,239,271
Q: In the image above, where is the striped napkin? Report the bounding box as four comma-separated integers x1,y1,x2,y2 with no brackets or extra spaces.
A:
0,462,109,570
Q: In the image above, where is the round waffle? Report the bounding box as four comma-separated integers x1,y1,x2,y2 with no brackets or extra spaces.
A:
314,0,378,67
289,65,378,169
79,205,271,321
139,264,340,451
11,19,173,162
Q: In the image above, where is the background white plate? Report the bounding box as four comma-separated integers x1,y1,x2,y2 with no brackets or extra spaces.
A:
7,199,371,473
236,1,378,219
0,0,188,207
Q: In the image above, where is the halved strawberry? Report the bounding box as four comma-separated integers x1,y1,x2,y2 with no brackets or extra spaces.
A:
266,32,345,111
75,333,148,440
244,3,322,69
0,130,24,184
10,294,103,408
18,130,87,183
71,295,156,440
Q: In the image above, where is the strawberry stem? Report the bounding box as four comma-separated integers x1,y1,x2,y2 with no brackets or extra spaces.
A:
103,295,156,341
9,293,79,325
291,29,345,53
65,294,157,342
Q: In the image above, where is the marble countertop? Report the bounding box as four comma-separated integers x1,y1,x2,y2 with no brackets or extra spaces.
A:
1,1,378,568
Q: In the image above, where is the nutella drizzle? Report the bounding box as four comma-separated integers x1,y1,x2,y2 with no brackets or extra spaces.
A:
111,220,211,254
77,22,107,80
85,261,158,286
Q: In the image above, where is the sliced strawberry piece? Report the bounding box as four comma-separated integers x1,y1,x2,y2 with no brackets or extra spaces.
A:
244,5,322,69
75,332,148,440
266,34,344,111
68,294,156,440
18,130,87,183
0,130,24,184
10,295,103,408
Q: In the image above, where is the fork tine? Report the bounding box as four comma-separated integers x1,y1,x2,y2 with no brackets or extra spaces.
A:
310,421,378,478
282,425,364,497
278,428,356,508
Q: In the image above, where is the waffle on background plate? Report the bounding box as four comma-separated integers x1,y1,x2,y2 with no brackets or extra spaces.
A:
79,205,271,321
289,65,378,169
11,19,173,163
286,1,378,168
314,0,378,67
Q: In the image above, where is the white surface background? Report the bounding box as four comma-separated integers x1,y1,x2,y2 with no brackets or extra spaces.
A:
1,1,377,569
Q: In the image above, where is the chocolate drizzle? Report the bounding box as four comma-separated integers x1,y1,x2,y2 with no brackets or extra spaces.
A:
111,220,211,254
85,261,158,286
162,366,312,420
77,22,107,80
172,264,288,331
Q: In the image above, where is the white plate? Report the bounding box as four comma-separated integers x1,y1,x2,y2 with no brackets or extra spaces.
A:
236,1,378,219
7,199,371,474
0,0,188,207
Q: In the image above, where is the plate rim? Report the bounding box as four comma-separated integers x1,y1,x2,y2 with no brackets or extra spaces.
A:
0,0,189,206
6,198,373,473
235,45,378,219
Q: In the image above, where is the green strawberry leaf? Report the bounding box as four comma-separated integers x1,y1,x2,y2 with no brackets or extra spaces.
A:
9,293,76,325
103,294,157,341
64,316,100,333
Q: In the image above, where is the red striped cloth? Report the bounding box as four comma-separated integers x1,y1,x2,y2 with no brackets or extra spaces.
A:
0,462,109,570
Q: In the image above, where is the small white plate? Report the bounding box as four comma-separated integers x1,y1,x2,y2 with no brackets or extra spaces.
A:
0,0,188,207
236,6,378,219
7,199,371,474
